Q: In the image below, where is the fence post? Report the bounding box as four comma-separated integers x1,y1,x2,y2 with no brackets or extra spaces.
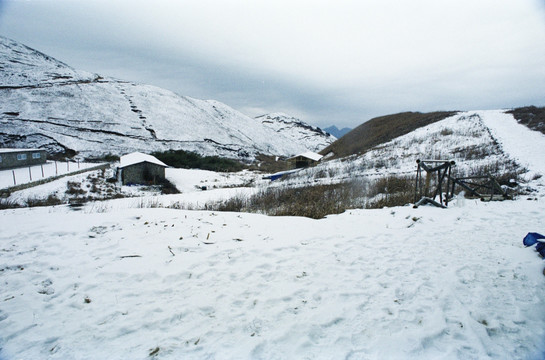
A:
67,161,69,171
41,164,44,177
28,167,32,181
55,161,58,175
12,170,16,185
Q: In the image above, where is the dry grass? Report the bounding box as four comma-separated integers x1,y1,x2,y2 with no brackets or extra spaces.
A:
206,159,525,218
320,111,458,159
206,176,416,219
507,106,545,135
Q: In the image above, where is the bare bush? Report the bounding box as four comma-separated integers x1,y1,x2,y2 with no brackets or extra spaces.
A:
0,198,21,210
205,176,415,219
26,195,63,207
66,181,86,196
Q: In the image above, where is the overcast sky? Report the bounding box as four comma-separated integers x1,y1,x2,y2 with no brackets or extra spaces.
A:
1,0,544,128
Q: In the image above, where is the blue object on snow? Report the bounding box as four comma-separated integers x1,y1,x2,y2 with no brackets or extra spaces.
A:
537,242,545,258
523,232,545,247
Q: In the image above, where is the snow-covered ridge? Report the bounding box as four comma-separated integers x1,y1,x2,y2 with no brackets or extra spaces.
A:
0,36,332,159
0,36,97,87
277,110,545,187
256,113,336,153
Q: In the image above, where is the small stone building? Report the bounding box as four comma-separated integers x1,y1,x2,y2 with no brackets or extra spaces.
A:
0,148,47,170
118,152,167,185
287,151,323,169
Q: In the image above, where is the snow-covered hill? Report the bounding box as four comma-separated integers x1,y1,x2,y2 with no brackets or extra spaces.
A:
256,113,336,153
276,110,545,190
0,36,331,159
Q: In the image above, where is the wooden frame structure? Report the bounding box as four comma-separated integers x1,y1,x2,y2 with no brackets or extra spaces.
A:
414,159,510,208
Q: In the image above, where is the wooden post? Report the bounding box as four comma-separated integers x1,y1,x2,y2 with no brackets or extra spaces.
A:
55,161,58,175
414,161,421,203
28,167,32,181
12,170,16,186
414,160,456,208
445,164,452,206
41,164,45,177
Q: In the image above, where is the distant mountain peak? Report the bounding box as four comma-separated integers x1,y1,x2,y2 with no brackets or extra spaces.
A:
323,125,352,139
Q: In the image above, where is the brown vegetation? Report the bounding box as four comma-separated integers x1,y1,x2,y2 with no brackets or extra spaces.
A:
320,111,458,159
506,106,545,135
206,175,416,219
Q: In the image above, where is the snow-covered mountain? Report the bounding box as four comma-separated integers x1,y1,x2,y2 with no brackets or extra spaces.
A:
256,113,336,153
0,36,332,159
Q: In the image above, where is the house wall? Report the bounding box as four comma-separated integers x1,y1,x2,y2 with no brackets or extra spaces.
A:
289,156,315,169
0,149,47,170
121,162,165,185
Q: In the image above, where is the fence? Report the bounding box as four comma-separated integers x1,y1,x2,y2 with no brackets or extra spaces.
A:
0,163,110,196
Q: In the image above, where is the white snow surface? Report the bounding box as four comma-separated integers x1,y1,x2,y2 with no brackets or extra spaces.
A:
290,151,324,162
2,36,545,359
119,152,167,168
1,199,544,360
0,148,42,153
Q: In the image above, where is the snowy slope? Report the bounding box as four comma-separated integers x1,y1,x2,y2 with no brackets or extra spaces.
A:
0,36,331,159
279,110,545,189
256,113,336,153
478,110,545,178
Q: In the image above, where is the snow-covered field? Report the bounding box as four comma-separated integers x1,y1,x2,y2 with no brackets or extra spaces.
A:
1,110,545,359
1,196,544,359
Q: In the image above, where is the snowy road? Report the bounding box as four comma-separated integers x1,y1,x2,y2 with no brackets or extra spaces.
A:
478,110,545,178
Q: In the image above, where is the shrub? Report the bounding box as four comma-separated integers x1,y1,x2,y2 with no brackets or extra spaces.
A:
0,198,21,210
152,149,243,172
507,106,545,135
26,195,63,207
206,177,414,219
159,178,180,195
85,153,120,163
66,181,86,196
